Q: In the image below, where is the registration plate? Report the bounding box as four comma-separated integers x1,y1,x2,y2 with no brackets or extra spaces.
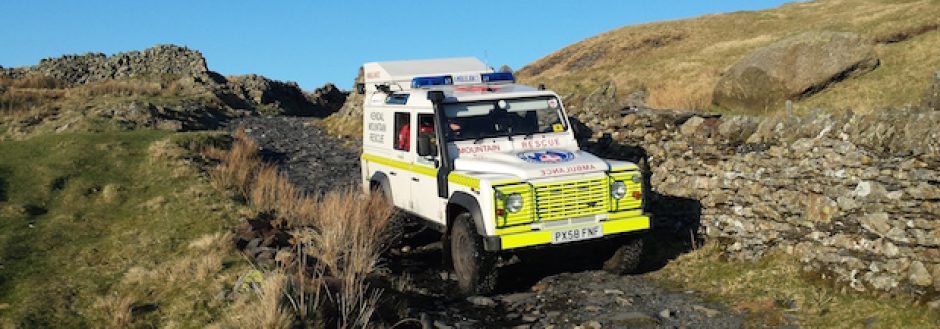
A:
551,225,603,244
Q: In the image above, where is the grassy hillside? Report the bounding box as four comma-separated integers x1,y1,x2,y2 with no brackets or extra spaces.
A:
517,0,940,114
0,130,250,327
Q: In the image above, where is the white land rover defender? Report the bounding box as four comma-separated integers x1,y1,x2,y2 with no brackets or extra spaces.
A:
359,58,649,295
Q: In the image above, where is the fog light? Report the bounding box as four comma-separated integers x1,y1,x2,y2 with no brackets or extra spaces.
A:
506,193,524,213
611,181,627,199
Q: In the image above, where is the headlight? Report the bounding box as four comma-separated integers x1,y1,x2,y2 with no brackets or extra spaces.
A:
506,193,524,213
611,181,627,199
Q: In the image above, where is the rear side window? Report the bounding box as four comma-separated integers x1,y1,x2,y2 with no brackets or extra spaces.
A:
393,112,410,151
386,94,409,105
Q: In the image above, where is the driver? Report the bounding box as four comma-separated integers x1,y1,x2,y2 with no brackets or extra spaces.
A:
448,119,463,139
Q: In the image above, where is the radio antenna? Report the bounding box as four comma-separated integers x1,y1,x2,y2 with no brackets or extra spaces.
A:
483,50,491,70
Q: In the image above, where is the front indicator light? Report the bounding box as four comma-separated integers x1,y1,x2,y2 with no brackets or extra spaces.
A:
632,191,642,200
506,193,524,213
611,181,627,199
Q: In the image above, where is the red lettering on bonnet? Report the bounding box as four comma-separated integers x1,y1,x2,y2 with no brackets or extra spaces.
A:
540,164,597,176
521,138,560,149
458,144,501,154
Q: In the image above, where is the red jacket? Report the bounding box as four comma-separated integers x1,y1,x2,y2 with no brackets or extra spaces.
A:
399,123,434,151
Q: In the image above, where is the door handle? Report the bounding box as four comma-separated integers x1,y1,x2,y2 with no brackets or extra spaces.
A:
389,171,397,176
411,177,420,182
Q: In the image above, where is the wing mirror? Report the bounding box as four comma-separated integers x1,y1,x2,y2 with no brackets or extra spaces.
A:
356,83,365,95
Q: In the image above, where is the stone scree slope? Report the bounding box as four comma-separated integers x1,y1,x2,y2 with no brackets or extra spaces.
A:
581,108,940,299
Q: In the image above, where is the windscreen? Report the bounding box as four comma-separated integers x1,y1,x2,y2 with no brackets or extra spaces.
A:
442,97,567,142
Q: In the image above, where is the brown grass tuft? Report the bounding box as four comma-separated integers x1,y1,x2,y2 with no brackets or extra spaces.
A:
72,79,162,97
249,164,302,217
646,82,712,111
293,190,391,328
256,273,295,329
207,129,394,328
0,73,67,89
94,294,136,329
210,128,261,199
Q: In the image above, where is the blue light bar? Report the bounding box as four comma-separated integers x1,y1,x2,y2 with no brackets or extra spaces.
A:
481,72,515,83
411,75,453,88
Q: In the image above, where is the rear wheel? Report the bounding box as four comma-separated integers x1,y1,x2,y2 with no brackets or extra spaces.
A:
450,213,497,295
603,236,644,275
371,181,407,248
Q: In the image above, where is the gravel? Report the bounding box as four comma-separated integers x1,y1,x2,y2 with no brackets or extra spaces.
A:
234,117,361,194
236,117,747,328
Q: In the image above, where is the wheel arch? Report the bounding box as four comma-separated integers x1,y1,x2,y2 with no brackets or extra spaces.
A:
446,191,486,236
369,171,392,202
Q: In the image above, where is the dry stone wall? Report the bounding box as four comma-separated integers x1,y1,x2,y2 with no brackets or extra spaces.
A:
581,108,940,299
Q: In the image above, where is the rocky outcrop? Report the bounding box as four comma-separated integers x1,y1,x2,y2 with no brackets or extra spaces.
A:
310,83,347,113
925,70,940,110
4,45,212,84
226,74,339,116
579,107,940,299
713,32,879,113
1,45,343,136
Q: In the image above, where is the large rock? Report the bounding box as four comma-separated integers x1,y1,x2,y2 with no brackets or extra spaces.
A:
713,32,879,113
925,70,940,110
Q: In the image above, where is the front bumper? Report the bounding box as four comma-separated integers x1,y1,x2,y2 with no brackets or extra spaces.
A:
483,211,650,251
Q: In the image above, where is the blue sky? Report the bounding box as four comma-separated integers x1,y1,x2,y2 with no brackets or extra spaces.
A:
0,0,793,90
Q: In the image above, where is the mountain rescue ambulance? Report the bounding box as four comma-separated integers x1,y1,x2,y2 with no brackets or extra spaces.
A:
359,57,649,295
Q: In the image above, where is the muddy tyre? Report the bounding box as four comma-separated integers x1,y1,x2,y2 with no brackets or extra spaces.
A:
603,236,644,275
450,213,497,296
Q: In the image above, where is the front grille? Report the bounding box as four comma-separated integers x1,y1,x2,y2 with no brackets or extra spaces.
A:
534,177,610,221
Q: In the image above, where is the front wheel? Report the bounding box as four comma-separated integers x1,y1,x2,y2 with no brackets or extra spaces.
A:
450,213,498,296
603,236,644,275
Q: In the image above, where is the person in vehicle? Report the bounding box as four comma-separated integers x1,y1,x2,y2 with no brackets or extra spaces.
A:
398,120,435,151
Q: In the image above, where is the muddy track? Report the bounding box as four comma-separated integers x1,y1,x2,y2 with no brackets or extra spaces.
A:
236,117,744,329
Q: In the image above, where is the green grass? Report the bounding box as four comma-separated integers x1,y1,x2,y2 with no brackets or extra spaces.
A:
650,243,940,328
0,130,248,328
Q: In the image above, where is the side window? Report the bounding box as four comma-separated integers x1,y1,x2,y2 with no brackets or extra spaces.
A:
386,94,409,105
417,114,437,156
394,112,411,151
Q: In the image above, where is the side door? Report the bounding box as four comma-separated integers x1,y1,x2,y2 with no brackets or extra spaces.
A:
387,109,414,210
410,112,444,223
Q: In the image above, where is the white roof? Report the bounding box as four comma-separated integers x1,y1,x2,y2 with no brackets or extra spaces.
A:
362,57,493,90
